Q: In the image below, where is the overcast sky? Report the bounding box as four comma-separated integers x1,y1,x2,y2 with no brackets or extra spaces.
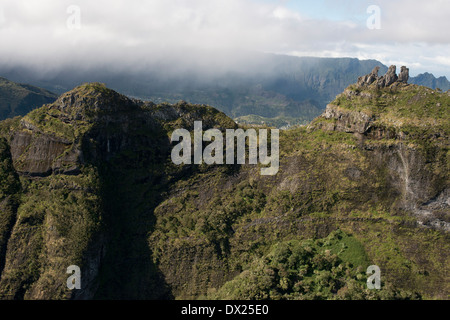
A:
0,0,449,78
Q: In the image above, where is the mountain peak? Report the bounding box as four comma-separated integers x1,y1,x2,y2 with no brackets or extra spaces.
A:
410,73,450,91
311,68,449,137
55,82,137,120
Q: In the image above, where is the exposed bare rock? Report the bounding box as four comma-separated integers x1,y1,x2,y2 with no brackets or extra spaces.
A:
377,65,398,88
357,65,409,89
357,66,380,86
10,127,80,177
312,104,374,134
398,66,410,83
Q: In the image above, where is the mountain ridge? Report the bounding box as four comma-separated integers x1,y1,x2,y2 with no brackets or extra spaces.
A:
0,77,58,120
409,72,450,91
0,77,448,300
0,56,390,124
1,56,448,127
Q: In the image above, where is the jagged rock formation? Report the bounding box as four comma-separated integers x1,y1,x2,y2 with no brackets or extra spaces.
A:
378,65,399,87
398,66,410,83
357,66,380,86
357,65,410,89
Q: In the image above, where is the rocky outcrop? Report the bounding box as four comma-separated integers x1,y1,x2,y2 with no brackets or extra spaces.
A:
357,66,380,86
398,66,409,83
10,127,80,177
414,189,450,231
357,65,409,88
312,71,449,236
378,65,398,87
316,104,375,134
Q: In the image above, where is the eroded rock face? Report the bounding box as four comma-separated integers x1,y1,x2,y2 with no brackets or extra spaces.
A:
357,65,409,88
398,66,410,83
357,66,380,86
377,65,398,88
311,73,449,236
319,104,374,134
10,128,80,177
313,105,448,232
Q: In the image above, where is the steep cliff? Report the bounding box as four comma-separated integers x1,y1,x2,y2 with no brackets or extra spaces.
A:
312,72,449,231
0,83,234,299
0,78,448,300
149,70,449,299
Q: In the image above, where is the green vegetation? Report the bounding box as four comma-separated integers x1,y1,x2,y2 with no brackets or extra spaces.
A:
0,77,57,120
0,81,448,300
207,231,418,300
0,138,21,283
332,83,450,131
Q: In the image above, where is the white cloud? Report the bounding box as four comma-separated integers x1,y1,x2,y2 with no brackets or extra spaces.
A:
0,0,449,78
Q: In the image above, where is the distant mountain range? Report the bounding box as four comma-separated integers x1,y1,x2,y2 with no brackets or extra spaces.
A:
409,72,450,91
0,77,58,120
0,55,448,124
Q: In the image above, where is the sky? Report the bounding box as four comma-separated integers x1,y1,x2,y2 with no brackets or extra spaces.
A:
0,0,449,78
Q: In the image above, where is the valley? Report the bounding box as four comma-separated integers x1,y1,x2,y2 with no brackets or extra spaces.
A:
0,68,448,299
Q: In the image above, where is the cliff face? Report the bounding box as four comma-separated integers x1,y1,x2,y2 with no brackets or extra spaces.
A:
0,79,448,300
312,72,449,232
0,83,234,299
149,71,449,299
315,103,448,231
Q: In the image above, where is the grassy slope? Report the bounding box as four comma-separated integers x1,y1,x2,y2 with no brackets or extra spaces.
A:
0,77,58,120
